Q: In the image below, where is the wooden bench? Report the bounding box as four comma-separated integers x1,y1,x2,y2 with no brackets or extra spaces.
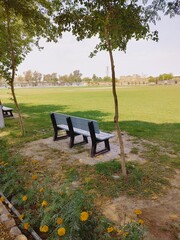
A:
50,113,114,157
2,106,14,117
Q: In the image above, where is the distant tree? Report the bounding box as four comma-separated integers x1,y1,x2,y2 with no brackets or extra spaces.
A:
15,75,24,83
69,70,82,83
33,71,42,83
92,74,102,82
158,73,173,81
24,70,33,83
59,74,70,85
82,76,92,83
103,76,113,82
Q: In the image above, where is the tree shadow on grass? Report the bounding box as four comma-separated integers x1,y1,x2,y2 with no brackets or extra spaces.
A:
67,110,111,121
3,105,180,154
113,120,179,154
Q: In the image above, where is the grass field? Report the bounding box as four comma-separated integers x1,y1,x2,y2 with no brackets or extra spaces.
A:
1,85,180,239
1,85,180,152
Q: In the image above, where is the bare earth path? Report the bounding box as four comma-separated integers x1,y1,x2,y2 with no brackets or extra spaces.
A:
20,133,180,240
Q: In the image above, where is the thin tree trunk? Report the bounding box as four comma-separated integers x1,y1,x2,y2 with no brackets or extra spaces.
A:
107,39,127,177
5,2,25,136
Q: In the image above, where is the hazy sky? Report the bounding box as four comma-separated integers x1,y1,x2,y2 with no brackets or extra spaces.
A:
18,15,180,78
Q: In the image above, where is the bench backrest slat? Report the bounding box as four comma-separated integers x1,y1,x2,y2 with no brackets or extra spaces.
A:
53,113,69,125
51,113,100,134
70,116,100,134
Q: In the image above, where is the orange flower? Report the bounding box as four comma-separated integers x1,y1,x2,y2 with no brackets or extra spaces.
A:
40,225,49,232
134,209,142,215
57,217,63,225
0,196,5,202
22,195,28,201
23,222,30,230
19,214,24,220
32,175,38,180
117,229,124,235
39,188,44,193
32,159,38,164
41,200,48,207
138,219,144,225
80,211,89,221
58,227,66,236
123,232,129,237
107,227,114,233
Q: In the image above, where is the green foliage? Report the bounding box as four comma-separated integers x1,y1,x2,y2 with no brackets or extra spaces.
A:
0,139,25,197
55,0,158,55
0,7,33,83
0,140,146,239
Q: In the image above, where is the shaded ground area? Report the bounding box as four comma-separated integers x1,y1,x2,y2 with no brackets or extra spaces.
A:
19,132,180,240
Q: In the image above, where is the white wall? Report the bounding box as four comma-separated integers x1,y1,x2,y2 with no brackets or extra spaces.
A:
0,105,4,128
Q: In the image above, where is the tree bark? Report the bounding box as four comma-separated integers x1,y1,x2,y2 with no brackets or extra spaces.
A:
5,2,25,136
107,39,127,177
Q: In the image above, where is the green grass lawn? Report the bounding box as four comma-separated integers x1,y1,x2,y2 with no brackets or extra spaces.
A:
1,85,180,239
1,85,180,153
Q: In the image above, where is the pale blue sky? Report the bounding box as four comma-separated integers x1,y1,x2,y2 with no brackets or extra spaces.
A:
18,15,180,78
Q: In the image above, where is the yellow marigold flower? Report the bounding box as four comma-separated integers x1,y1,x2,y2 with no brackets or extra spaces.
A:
23,222,30,230
32,175,38,180
123,232,129,237
107,227,114,233
41,200,48,207
138,219,144,225
32,159,38,164
57,217,63,225
22,195,28,201
0,196,5,202
134,209,142,215
39,188,44,193
57,227,66,236
40,225,49,233
19,214,24,220
117,229,124,235
80,211,89,221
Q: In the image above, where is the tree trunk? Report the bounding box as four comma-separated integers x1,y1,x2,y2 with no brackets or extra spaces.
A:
107,39,127,177
5,2,25,136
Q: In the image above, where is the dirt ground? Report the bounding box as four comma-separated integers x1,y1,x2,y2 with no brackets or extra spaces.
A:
19,132,180,240
0,222,13,240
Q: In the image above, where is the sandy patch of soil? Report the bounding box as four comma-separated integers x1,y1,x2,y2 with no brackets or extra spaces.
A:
19,132,180,239
102,170,180,240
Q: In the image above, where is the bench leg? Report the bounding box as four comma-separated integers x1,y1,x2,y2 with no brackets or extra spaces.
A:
105,139,110,151
69,136,75,148
83,136,88,143
53,131,58,141
10,111,13,116
91,143,97,157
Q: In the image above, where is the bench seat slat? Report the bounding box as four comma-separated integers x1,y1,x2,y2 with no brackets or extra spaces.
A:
73,127,90,137
2,106,13,111
57,124,69,131
96,131,114,141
